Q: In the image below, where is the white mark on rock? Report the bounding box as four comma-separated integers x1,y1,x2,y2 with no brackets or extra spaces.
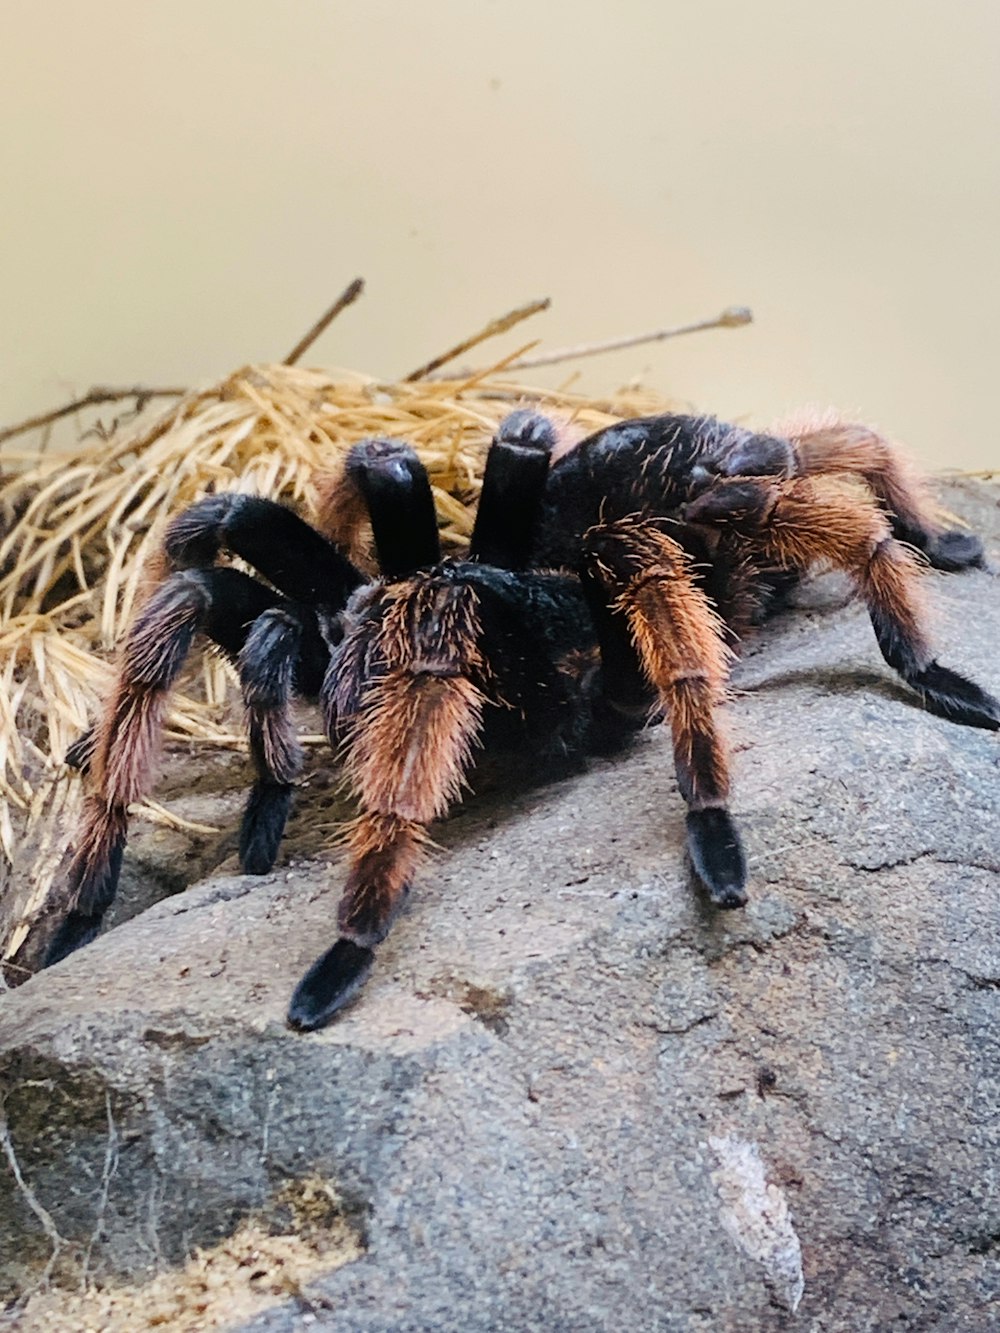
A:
708,1133,804,1314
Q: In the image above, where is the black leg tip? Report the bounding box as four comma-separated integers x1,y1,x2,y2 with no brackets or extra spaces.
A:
914,662,1000,731
239,785,293,875
711,881,750,910
241,847,276,876
43,911,103,967
924,529,985,572
287,939,376,1031
686,808,748,909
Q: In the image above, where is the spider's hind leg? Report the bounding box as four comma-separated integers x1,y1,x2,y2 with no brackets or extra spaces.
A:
582,516,747,909
774,412,984,572
687,476,999,730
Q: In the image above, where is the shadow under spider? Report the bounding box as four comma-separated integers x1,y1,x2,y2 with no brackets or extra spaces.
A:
737,663,947,714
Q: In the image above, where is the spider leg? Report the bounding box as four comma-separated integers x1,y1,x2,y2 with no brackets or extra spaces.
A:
237,602,330,874
288,577,485,1031
581,515,747,908
311,434,446,584
290,437,489,1030
769,410,984,571
44,568,291,966
345,439,442,579
469,410,555,569
686,477,1000,730
67,493,362,767
164,493,364,603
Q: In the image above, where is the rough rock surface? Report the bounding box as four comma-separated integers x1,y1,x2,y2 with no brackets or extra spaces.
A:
1,479,998,1332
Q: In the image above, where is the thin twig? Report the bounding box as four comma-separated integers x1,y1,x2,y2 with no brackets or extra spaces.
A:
283,277,366,366
405,297,551,381
0,387,189,447
464,305,753,375
1,277,367,447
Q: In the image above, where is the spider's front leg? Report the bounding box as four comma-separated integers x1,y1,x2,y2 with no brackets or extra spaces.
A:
686,477,1000,730
65,492,363,775
288,576,486,1030
237,601,331,873
581,516,747,908
163,491,364,604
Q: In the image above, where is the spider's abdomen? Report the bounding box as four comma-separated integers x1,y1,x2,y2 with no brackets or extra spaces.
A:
539,416,708,562
535,413,790,569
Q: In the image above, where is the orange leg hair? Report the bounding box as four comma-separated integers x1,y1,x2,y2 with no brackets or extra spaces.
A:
44,568,294,967
773,409,984,571
581,515,747,907
288,576,488,1029
311,460,376,574
686,475,999,731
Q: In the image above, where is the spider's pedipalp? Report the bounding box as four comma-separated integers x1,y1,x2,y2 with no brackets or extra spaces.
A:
469,411,555,569
164,493,364,605
582,515,747,908
346,439,441,580
495,408,560,453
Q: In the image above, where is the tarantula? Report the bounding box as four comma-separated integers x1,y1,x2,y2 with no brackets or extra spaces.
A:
43,407,997,1030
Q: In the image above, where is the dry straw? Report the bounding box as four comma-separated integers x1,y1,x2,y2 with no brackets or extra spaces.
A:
0,291,748,966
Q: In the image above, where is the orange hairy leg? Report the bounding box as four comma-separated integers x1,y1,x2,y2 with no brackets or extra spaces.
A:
46,568,290,963
686,475,999,731
288,577,487,1029
581,515,746,907
773,409,984,572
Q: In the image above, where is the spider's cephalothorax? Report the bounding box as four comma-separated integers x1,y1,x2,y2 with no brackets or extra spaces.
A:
43,407,997,1031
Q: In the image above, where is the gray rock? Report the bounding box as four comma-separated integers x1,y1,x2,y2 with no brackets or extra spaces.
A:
1,480,998,1331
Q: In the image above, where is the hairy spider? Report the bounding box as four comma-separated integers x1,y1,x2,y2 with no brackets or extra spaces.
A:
43,407,997,1030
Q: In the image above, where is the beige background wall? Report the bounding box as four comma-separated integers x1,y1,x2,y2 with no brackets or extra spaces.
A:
2,0,998,469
